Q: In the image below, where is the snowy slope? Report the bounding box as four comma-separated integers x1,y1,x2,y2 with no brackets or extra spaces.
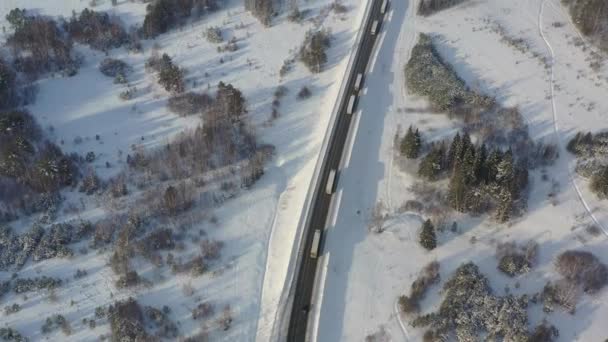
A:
0,0,368,340
316,0,608,341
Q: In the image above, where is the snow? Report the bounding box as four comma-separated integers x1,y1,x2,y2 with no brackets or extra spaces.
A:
315,0,608,341
0,0,368,340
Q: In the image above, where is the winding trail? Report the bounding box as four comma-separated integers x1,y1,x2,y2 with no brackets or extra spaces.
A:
537,0,608,236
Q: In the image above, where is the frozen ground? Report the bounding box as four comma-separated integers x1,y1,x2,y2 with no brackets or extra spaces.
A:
316,0,608,341
0,0,368,340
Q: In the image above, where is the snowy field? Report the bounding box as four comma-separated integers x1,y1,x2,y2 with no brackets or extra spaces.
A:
316,0,608,341
0,0,368,340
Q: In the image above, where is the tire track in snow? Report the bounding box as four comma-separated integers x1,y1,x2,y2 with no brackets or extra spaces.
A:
537,0,608,237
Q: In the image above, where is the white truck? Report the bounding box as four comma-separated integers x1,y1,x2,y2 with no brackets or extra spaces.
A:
326,169,337,195
310,229,321,259
346,95,356,115
371,20,379,35
381,0,389,14
354,73,363,92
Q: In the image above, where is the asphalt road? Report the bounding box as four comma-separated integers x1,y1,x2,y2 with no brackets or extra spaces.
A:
287,1,388,340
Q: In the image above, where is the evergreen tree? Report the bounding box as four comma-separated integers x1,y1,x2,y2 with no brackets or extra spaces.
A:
419,219,437,250
446,132,461,170
448,166,467,212
496,188,513,223
418,143,445,181
401,125,422,159
485,149,502,183
461,146,477,185
474,144,488,184
591,165,608,198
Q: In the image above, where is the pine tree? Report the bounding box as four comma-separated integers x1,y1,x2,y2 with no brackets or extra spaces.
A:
419,219,437,250
418,143,445,180
591,165,608,198
448,167,467,212
496,188,512,223
474,144,488,184
461,146,477,185
485,149,502,183
401,125,422,159
447,132,461,170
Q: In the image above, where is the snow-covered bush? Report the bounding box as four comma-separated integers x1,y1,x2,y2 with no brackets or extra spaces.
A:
0,327,26,341
6,10,78,77
555,250,608,293
115,270,141,289
79,169,101,195
167,92,213,116
192,302,214,320
0,58,19,111
529,321,559,342
297,86,312,100
13,276,62,293
41,314,71,335
145,306,179,338
495,241,538,277
417,0,466,16
204,26,223,43
65,9,128,51
414,262,530,340
142,0,219,38
99,58,132,78
146,54,185,93
299,29,331,73
109,298,148,341
399,261,440,314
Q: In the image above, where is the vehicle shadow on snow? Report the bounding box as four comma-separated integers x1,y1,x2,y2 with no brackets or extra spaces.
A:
317,1,409,340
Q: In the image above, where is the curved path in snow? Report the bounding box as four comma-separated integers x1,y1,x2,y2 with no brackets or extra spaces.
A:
537,0,608,237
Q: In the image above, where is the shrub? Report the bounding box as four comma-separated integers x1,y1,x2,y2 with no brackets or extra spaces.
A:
399,261,440,314
144,306,179,339
217,305,233,331
200,239,223,260
108,298,147,341
204,26,223,43
417,0,466,16
167,92,213,116
80,169,101,195
115,270,141,288
192,302,214,320
287,7,303,22
0,58,18,111
13,276,62,293
419,219,437,250
299,29,331,73
99,58,132,78
297,86,312,100
148,54,185,93
529,321,559,342
400,125,422,159
6,11,78,77
162,183,194,216
555,250,608,293
41,314,71,335
142,0,219,38
0,327,25,341
542,279,580,313
417,262,530,340
245,0,273,26
331,1,348,13
65,9,128,51
495,241,538,277
4,303,20,315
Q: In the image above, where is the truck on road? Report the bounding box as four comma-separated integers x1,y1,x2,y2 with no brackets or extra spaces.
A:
310,229,321,259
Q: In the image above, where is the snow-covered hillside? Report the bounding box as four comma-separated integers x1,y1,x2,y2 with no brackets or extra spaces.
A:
315,0,608,341
0,0,368,340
